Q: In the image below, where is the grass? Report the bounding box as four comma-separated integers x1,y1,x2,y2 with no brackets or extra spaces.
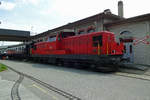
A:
0,63,7,72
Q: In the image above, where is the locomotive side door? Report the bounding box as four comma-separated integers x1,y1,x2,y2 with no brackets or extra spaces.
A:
123,43,134,62
91,35,103,55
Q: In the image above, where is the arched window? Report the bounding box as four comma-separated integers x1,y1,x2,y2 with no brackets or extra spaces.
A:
78,29,85,34
87,26,95,33
119,30,133,42
120,30,131,35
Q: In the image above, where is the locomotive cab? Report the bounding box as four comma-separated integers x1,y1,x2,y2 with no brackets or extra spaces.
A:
91,32,123,56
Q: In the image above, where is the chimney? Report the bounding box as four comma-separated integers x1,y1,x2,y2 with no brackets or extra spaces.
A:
118,1,124,17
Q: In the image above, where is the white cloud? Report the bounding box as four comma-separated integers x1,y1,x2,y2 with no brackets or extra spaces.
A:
21,0,40,5
39,0,118,20
0,1,16,11
0,20,50,34
0,22,28,31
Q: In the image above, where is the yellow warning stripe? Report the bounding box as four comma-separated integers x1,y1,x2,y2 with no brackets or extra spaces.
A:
115,72,150,81
32,84,59,100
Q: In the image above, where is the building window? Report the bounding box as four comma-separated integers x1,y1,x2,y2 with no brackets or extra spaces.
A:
61,32,75,38
44,37,48,41
130,45,132,53
48,36,56,42
124,45,126,53
87,26,95,33
87,29,95,33
120,30,131,35
78,29,85,34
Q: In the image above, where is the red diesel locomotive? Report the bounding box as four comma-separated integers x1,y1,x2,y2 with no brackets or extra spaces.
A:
30,31,124,71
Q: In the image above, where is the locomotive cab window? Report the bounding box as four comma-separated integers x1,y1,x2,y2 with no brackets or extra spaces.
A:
93,35,102,47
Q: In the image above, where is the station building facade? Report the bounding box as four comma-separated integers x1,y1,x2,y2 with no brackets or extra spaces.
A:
105,14,150,65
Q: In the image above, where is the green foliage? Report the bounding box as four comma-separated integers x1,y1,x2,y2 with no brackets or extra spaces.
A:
0,63,7,72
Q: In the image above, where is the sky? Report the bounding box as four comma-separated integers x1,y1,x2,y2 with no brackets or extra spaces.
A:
0,0,150,45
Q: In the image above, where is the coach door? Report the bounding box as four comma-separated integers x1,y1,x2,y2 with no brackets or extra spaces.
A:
123,43,134,62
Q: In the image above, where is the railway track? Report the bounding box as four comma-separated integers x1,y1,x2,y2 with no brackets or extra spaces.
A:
115,72,150,81
7,66,81,100
11,74,24,100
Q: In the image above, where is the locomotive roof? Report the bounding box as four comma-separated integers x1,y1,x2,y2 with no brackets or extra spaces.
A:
35,31,114,45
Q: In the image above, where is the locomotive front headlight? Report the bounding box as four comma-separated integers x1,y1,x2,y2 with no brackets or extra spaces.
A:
112,50,116,54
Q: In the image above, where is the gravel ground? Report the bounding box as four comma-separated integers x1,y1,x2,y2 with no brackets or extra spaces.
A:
0,60,150,100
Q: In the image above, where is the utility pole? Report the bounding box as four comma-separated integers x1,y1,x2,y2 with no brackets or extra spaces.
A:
0,1,3,46
0,1,1,24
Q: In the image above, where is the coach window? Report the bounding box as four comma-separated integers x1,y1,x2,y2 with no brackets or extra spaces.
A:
93,35,102,47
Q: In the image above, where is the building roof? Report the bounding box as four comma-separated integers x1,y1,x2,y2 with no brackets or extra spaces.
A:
31,12,123,39
0,28,30,41
0,46,8,49
105,13,150,27
0,28,30,37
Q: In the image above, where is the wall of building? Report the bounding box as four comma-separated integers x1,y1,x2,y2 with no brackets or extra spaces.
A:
31,15,120,43
33,21,102,42
107,21,150,65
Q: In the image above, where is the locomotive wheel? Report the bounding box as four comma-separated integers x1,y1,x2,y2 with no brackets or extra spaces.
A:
90,64,96,69
73,62,84,69
63,61,73,68
57,60,64,66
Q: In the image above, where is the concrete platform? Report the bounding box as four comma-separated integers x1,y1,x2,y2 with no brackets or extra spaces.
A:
0,70,40,100
1,60,150,100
